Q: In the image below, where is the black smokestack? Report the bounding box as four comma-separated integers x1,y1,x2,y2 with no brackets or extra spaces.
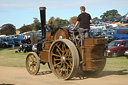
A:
39,7,46,39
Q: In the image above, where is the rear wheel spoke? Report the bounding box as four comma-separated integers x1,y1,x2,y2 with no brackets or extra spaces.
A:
52,53,61,57
66,62,72,69
55,44,63,53
54,62,62,67
56,48,62,56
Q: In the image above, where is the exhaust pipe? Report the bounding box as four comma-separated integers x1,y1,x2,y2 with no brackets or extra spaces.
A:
39,7,46,39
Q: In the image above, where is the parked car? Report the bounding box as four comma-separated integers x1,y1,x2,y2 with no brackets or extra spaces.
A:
36,30,42,35
103,31,114,42
114,28,128,40
13,38,22,46
120,18,128,23
107,40,128,57
0,39,3,47
124,50,128,58
0,37,14,48
15,34,24,41
118,25,128,28
37,35,43,42
125,25,128,27
32,44,37,52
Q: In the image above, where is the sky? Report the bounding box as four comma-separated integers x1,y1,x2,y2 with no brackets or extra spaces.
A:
0,0,128,29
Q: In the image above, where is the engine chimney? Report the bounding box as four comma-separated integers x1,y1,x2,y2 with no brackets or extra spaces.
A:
39,7,46,39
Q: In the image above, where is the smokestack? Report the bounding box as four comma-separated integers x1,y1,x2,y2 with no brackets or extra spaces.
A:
39,7,46,39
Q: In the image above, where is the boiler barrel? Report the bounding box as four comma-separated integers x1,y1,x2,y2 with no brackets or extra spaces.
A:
39,7,46,39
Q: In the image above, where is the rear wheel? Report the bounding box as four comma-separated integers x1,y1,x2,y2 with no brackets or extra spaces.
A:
49,39,79,80
26,52,40,75
83,56,106,76
2,44,6,48
112,51,118,57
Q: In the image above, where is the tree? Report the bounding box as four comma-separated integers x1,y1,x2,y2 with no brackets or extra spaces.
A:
0,24,16,35
19,25,32,33
69,16,77,24
53,17,62,28
30,18,41,31
48,16,55,28
93,17,99,20
62,19,70,26
100,9,121,19
48,17,69,28
125,12,128,19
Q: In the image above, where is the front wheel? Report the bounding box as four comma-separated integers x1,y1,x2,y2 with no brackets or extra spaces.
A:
2,44,6,48
49,39,79,80
26,52,40,75
112,51,118,57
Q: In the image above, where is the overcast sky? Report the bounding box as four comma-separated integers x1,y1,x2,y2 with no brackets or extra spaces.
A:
0,0,128,28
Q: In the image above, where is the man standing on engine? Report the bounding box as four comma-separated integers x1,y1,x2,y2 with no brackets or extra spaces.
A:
72,6,92,46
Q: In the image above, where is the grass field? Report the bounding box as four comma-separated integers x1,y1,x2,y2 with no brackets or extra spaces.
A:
0,47,49,69
0,47,128,74
0,47,27,67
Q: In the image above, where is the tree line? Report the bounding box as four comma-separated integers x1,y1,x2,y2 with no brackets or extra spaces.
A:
0,16,78,35
0,9,126,35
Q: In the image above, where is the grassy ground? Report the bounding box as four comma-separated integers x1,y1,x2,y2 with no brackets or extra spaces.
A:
0,47,128,73
103,57,128,75
105,57,128,71
0,47,27,67
0,47,49,69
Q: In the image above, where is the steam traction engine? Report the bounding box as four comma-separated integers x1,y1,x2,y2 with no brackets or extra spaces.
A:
26,7,108,80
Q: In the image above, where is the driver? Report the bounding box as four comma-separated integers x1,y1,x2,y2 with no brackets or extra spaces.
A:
72,6,92,46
